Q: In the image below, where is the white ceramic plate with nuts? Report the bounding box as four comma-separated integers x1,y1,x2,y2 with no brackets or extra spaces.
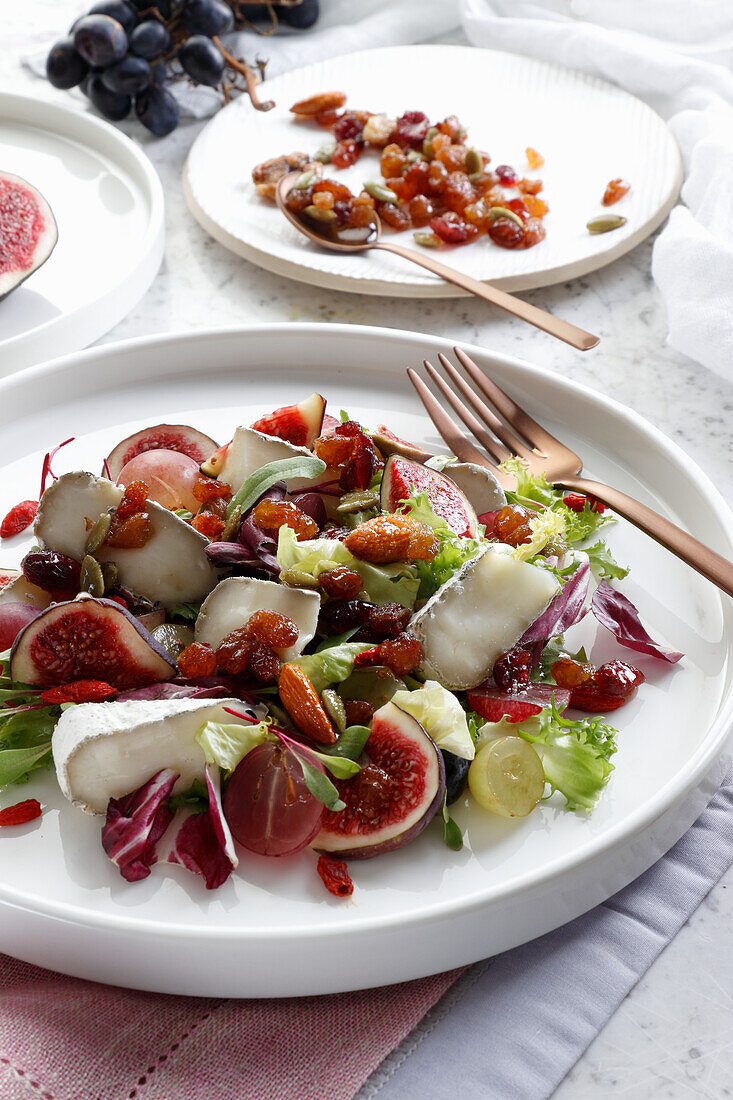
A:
0,323,730,998
183,44,682,297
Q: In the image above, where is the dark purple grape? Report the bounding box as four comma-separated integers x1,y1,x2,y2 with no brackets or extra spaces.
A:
278,0,319,28
89,1,137,33
150,60,168,84
131,0,173,13
134,84,180,135
102,55,152,94
46,38,89,89
130,20,171,60
87,73,132,120
182,0,234,36
178,35,225,86
73,14,128,68
442,750,470,805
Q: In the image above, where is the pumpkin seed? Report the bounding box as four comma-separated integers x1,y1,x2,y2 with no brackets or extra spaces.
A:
314,142,336,164
413,231,442,248
294,169,317,189
468,171,484,184
464,147,483,175
100,561,118,591
336,489,380,515
488,205,524,228
81,555,105,597
363,181,399,204
587,214,627,234
280,567,320,589
303,204,336,224
422,126,439,159
85,512,111,556
322,689,347,734
405,149,426,164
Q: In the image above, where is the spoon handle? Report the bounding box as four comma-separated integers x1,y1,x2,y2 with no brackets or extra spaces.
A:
373,240,598,352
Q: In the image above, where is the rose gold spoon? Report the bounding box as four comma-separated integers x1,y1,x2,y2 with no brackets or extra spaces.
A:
276,172,599,352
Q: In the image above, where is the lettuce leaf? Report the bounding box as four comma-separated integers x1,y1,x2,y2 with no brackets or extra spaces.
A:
294,642,373,694
392,681,475,760
585,540,629,581
397,493,484,598
195,719,271,775
500,458,613,546
276,526,420,608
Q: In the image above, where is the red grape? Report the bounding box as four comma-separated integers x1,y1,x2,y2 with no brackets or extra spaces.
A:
223,742,324,857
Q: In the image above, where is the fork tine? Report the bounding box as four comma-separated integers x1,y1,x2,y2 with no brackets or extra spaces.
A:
454,346,562,455
406,369,512,481
436,352,532,459
421,360,512,466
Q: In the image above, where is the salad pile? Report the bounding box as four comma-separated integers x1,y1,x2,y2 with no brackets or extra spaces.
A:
0,394,682,898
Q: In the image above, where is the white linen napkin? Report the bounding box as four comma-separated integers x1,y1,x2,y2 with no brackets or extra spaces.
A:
360,759,733,1099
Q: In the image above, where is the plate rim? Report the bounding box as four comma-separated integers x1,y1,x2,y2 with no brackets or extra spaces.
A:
0,91,165,371
0,321,730,943
184,43,683,297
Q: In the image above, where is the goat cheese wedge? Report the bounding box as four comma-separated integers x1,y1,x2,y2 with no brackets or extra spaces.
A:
217,427,324,494
35,472,219,607
53,697,249,813
444,462,507,515
195,576,319,660
410,546,559,690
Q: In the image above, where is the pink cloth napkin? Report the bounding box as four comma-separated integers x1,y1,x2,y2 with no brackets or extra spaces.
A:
0,956,463,1100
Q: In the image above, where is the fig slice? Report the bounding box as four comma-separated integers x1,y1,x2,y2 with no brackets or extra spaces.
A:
10,595,176,688
381,454,478,538
195,576,319,661
369,425,433,464
250,393,325,449
0,173,58,301
313,701,445,860
35,471,218,606
52,696,250,813
105,424,219,480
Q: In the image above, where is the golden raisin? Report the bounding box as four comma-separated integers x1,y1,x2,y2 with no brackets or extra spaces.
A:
191,513,225,540
178,642,217,679
192,478,232,504
493,504,533,546
106,512,151,548
247,609,299,649
319,566,363,599
115,481,148,521
524,195,549,218
252,498,318,541
602,178,631,206
249,641,280,683
344,514,439,563
216,628,253,675
551,657,592,688
526,146,545,169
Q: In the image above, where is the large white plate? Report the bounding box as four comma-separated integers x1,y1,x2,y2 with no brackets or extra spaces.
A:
0,324,730,998
0,93,164,375
184,45,682,297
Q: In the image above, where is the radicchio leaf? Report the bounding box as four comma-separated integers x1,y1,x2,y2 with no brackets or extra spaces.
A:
204,764,237,868
591,581,683,664
520,555,590,644
118,680,232,702
101,768,177,882
158,808,234,890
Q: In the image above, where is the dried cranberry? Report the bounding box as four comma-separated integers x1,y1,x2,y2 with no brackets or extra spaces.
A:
339,444,379,491
395,110,430,148
343,698,375,726
430,213,478,245
22,549,81,595
496,164,519,186
332,111,364,142
553,657,645,712
493,647,532,694
319,567,363,599
488,217,524,249
506,197,529,222
249,641,280,683
320,598,371,634
366,602,411,638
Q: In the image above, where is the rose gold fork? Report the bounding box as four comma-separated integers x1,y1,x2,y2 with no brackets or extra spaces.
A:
407,347,733,598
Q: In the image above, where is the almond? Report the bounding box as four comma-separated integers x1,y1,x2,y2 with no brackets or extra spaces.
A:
278,664,337,745
290,91,347,117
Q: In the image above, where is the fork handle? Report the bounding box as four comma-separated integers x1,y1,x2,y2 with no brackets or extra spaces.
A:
373,241,599,352
562,476,733,598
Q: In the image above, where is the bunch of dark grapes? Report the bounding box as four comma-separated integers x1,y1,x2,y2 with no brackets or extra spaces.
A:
45,0,320,137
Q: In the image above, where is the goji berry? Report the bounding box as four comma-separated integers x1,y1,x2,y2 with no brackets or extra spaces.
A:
41,680,118,704
563,493,606,515
0,799,42,826
0,500,38,539
317,853,354,897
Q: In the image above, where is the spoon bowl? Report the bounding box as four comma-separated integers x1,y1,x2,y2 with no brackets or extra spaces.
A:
276,172,599,352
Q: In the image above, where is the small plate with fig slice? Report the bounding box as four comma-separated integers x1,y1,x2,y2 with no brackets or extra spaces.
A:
0,92,163,374
0,322,729,1000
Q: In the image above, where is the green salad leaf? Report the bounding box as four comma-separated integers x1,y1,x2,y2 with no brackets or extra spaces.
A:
168,602,202,622
323,724,372,761
440,793,463,851
585,539,629,581
195,719,271,775
397,493,484,598
226,454,327,520
392,681,475,760
168,777,209,814
294,642,373,694
500,458,613,547
0,651,59,789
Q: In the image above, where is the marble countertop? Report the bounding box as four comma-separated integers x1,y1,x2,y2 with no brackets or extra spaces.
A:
5,7,733,1097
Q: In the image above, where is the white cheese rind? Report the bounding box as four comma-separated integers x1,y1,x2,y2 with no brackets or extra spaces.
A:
195,576,320,661
52,697,248,813
217,427,322,493
445,463,507,516
410,546,559,690
35,472,219,607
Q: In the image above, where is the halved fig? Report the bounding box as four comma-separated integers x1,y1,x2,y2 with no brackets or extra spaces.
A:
35,472,218,606
320,413,340,437
313,702,445,859
0,576,53,610
105,424,219,480
250,393,325,449
0,173,58,301
216,427,327,494
0,568,19,593
381,454,478,537
52,696,250,813
195,576,319,661
369,425,432,464
10,595,176,688
0,602,41,651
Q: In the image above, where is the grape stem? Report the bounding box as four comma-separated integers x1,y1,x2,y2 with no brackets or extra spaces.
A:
212,36,275,111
